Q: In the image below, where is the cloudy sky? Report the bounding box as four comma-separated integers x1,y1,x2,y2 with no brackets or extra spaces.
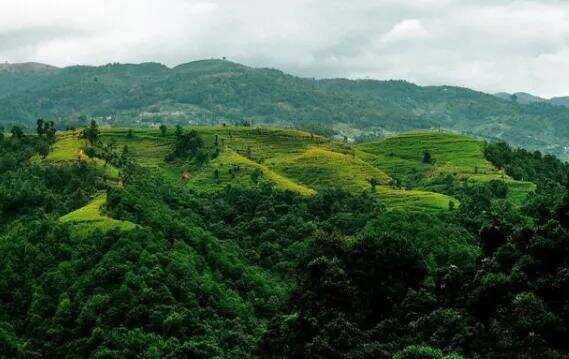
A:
1,0,569,97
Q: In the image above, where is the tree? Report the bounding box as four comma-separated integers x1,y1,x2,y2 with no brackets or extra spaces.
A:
82,120,100,145
44,121,56,142
195,150,209,167
37,141,50,159
159,124,168,136
36,118,45,136
101,141,118,165
168,130,205,161
175,125,183,138
422,150,432,164
368,178,380,192
84,146,97,159
250,168,262,185
487,179,508,198
10,126,24,139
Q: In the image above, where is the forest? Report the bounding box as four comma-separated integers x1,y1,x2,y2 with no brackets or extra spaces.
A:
1,121,569,358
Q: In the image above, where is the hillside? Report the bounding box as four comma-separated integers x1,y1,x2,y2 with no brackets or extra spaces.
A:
2,59,569,161
356,131,535,204
3,121,569,358
39,126,538,214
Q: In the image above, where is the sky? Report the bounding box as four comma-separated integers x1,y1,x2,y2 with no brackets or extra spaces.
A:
1,0,569,97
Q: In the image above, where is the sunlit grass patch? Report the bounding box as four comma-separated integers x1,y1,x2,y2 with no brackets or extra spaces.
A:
59,193,137,233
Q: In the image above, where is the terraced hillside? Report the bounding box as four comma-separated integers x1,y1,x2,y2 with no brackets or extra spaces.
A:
46,127,536,218
356,131,536,203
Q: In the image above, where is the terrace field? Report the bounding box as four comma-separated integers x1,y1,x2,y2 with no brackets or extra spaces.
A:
46,127,536,222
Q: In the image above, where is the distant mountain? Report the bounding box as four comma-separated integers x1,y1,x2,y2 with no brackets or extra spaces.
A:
0,62,59,73
494,92,546,105
550,96,569,108
494,91,569,110
2,59,569,160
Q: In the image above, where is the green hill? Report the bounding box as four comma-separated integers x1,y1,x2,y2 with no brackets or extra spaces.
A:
43,126,539,213
356,131,536,203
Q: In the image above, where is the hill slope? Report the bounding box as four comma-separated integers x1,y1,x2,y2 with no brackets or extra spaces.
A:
46,126,538,213
356,131,535,204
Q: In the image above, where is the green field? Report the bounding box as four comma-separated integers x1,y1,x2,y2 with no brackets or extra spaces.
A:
59,193,137,234
356,131,536,203
46,127,536,214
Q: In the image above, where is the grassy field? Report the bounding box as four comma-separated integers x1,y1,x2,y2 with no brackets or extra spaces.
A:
271,147,391,193
357,131,498,178
187,149,317,196
59,193,137,234
46,126,536,213
46,130,85,162
356,131,536,203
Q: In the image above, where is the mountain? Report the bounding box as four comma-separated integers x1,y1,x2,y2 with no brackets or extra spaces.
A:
0,62,59,73
550,96,569,108
2,59,569,160
494,91,569,110
493,91,546,104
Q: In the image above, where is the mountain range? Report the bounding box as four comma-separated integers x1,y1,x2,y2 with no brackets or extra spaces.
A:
2,59,569,160
494,91,569,108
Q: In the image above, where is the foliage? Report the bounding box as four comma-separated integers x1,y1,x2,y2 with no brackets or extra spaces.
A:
1,123,569,357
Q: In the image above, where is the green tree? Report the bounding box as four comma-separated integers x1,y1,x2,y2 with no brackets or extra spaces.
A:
168,130,204,161
250,168,262,184
36,118,45,136
84,146,97,159
10,126,24,139
159,124,168,136
175,125,183,138
37,141,50,159
422,150,432,164
82,120,100,145
368,177,380,192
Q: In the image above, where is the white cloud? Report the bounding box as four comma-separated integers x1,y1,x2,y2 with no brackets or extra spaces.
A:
1,0,569,97
379,19,430,45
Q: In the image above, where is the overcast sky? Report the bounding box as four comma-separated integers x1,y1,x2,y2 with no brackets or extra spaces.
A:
1,0,569,97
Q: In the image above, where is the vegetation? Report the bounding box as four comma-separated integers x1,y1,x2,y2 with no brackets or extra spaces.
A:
1,122,569,357
3,59,569,161
356,131,536,204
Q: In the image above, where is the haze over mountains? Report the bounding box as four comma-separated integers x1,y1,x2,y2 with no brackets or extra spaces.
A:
2,59,569,160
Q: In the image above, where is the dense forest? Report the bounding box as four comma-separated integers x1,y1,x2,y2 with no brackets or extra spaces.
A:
1,122,569,358
3,59,569,160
